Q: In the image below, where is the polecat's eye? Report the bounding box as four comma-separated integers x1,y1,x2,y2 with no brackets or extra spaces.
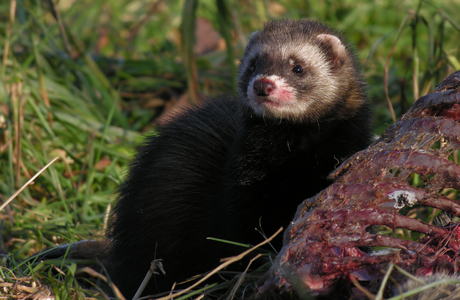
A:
292,65,304,75
250,62,256,73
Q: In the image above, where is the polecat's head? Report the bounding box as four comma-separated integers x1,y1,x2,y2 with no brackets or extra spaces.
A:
238,19,366,123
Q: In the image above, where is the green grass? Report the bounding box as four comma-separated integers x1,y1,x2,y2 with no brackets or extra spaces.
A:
0,0,459,299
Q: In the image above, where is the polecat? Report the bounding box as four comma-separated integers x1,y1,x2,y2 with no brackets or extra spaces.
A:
106,19,372,298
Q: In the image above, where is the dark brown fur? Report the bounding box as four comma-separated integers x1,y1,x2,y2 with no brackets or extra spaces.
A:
106,19,372,298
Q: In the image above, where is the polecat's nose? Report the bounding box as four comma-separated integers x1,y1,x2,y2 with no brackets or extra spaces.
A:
253,80,275,96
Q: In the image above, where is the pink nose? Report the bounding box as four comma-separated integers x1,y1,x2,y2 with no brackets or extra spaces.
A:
253,80,275,96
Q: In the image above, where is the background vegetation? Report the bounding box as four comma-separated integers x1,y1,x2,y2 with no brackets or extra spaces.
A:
0,0,459,298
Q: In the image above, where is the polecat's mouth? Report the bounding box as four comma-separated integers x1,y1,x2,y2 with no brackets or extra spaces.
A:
247,75,299,118
254,97,282,106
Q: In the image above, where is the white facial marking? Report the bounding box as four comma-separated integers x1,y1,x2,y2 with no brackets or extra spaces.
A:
246,74,295,100
247,74,307,120
290,43,339,104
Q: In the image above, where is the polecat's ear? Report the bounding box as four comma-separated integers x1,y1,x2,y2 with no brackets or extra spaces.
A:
249,31,260,42
316,34,347,68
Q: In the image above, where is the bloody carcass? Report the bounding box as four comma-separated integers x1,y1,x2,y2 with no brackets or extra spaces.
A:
259,71,460,299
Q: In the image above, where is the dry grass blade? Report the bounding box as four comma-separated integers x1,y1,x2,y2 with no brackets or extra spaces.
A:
128,1,161,49
156,227,282,300
79,267,125,300
181,0,199,104
0,156,60,211
375,263,394,300
386,278,460,300
226,254,262,300
216,0,237,88
440,10,460,32
0,276,54,299
132,260,165,300
51,0,73,56
1,0,16,76
384,11,414,123
349,275,375,300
